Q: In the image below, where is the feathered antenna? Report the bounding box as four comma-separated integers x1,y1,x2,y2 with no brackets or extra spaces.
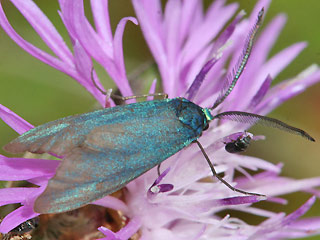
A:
210,8,264,110
207,8,315,142
213,111,315,142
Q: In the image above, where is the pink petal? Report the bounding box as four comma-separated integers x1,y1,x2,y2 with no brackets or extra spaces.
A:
93,196,128,213
247,176,320,196
0,104,33,134
217,195,266,206
0,2,70,72
163,0,182,65
116,217,141,240
73,40,92,82
179,0,200,45
72,41,105,106
281,196,316,226
261,42,307,81
97,226,118,240
147,78,157,101
10,0,73,64
132,0,167,88
0,188,36,206
290,217,320,231
0,155,59,180
90,0,113,44
250,196,316,238
98,217,141,240
64,0,111,61
227,154,281,173
257,66,320,114
113,17,137,96
182,1,237,66
0,205,38,233
249,74,272,108
185,57,220,101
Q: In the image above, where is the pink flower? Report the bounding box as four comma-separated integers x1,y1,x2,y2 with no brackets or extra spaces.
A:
0,0,320,239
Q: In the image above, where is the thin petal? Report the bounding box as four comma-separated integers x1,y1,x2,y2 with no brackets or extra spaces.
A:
250,196,317,238
132,0,165,62
132,0,167,90
281,196,316,226
217,195,266,206
290,217,320,231
267,197,288,205
0,104,33,134
179,0,200,44
184,11,244,101
113,17,137,96
27,176,50,186
90,0,112,44
148,167,173,199
226,154,280,173
116,217,141,240
249,177,320,196
249,74,272,108
0,2,71,72
164,0,182,65
0,155,59,181
0,205,38,233
182,1,237,66
0,188,35,206
61,0,114,66
147,78,157,101
261,42,307,81
73,40,105,105
249,14,286,81
73,40,92,81
93,196,128,213
257,65,320,114
99,217,141,240
185,57,220,101
10,0,73,65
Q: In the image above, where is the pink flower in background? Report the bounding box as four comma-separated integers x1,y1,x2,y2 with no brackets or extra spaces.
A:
0,0,320,239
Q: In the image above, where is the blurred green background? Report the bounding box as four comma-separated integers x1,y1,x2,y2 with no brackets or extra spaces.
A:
0,0,319,239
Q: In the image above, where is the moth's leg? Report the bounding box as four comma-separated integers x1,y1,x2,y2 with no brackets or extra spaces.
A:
194,140,266,197
127,59,154,83
90,60,154,94
112,93,168,101
90,66,168,104
91,67,107,95
157,164,162,177
112,60,158,102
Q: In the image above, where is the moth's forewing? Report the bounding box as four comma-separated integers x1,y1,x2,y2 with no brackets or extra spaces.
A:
5,98,207,214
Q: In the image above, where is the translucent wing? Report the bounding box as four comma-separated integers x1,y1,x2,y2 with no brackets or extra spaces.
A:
5,98,204,213
34,147,134,213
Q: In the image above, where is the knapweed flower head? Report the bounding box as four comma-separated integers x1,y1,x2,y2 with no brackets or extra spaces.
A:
0,0,320,239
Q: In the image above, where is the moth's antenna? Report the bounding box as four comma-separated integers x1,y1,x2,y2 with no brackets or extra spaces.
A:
210,8,264,110
213,111,315,142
